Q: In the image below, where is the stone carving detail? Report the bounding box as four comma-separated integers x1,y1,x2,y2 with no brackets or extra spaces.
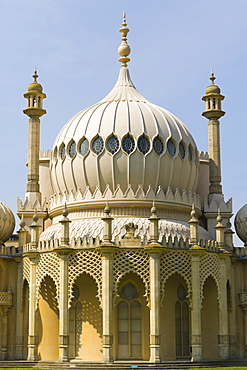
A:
23,257,30,284
68,250,102,307
239,292,247,306
0,292,12,306
124,223,138,239
200,253,220,302
160,251,192,304
113,250,150,303
36,253,60,303
226,257,231,282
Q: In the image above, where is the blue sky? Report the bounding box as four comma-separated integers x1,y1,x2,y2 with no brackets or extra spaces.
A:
0,0,246,245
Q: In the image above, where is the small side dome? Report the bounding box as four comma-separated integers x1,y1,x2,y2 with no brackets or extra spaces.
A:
205,72,220,94
0,202,15,244
235,204,247,245
27,69,43,93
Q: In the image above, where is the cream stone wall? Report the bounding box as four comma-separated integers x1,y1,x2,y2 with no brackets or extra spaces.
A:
0,259,18,360
201,277,219,359
38,276,59,360
69,274,102,361
161,274,188,360
197,156,210,199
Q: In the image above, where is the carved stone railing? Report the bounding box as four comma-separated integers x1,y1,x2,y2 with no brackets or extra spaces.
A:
0,292,13,306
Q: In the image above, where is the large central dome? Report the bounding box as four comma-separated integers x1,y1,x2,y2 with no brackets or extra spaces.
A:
50,16,199,211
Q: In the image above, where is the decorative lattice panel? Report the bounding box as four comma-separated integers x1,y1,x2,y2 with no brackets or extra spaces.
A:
200,253,220,303
36,252,60,303
160,251,192,304
23,257,30,284
68,250,102,307
113,250,150,303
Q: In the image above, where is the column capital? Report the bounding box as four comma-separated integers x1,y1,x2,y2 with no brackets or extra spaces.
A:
97,243,118,255
145,243,165,254
189,245,205,256
54,247,73,256
24,250,39,260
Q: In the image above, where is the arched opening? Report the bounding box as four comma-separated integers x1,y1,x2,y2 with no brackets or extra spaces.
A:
161,274,190,360
115,273,149,360
69,273,102,361
118,284,142,358
175,285,190,358
201,276,219,359
37,276,59,360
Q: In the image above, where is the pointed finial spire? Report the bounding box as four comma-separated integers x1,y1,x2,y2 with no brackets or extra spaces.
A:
33,66,38,83
20,214,26,229
33,209,39,223
104,201,111,216
62,202,69,218
216,207,223,224
118,12,131,67
210,68,216,85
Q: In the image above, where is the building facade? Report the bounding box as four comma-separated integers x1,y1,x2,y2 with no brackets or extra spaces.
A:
1,15,247,363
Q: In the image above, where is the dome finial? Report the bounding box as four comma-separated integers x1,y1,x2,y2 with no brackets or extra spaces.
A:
33,66,38,83
210,69,216,85
118,12,131,67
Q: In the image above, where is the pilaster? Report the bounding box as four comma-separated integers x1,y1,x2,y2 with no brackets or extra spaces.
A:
190,247,204,361
98,244,118,363
145,244,163,363
26,252,39,361
239,291,247,357
15,257,24,359
218,254,230,359
1,306,10,360
54,249,71,362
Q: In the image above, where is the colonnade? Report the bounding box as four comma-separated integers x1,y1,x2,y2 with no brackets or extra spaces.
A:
18,205,233,362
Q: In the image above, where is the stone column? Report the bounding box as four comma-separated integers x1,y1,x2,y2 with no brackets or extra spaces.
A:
148,248,162,363
26,213,41,361
98,244,118,362
56,252,70,361
54,205,72,361
98,204,117,362
190,248,204,361
243,308,247,358
229,260,237,358
1,306,9,360
27,254,38,361
218,255,230,359
15,257,24,359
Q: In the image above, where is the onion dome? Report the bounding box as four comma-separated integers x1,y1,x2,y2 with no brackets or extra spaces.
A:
27,68,43,93
234,204,247,245
205,71,221,94
50,15,199,211
0,202,15,244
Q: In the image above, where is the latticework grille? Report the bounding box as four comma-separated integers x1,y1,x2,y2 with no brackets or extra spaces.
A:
160,251,192,304
113,250,150,303
68,250,102,307
36,252,60,303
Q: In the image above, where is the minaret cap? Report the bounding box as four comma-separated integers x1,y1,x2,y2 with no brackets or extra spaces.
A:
118,12,131,67
205,70,221,95
27,67,43,93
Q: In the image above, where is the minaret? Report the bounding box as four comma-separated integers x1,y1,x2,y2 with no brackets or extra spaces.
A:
23,68,46,203
202,71,225,198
